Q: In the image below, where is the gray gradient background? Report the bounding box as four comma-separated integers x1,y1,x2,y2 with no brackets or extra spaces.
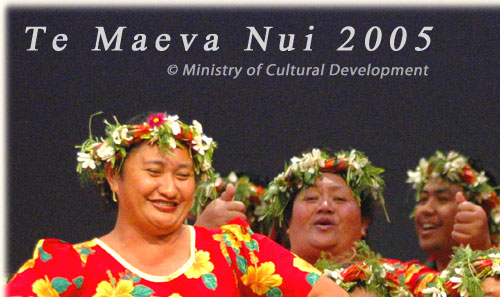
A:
7,8,500,274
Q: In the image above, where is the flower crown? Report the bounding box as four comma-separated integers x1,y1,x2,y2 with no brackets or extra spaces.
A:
192,171,266,215
407,150,500,241
318,241,412,297
261,148,389,225
76,112,217,198
192,171,272,234
412,246,500,297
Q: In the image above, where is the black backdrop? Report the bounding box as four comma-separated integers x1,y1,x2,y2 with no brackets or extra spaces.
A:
7,7,500,274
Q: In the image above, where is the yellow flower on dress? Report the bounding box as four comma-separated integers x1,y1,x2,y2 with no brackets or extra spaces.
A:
184,250,215,279
212,234,230,259
415,273,436,294
293,256,321,274
93,278,134,297
168,294,182,297
32,275,60,297
241,261,283,295
221,224,252,243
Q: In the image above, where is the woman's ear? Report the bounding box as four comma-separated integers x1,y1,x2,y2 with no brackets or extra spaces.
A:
105,163,119,193
360,216,371,239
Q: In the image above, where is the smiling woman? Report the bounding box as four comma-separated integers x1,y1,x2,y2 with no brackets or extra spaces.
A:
6,111,349,297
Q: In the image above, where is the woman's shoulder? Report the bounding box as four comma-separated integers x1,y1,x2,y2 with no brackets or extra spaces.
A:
7,238,99,296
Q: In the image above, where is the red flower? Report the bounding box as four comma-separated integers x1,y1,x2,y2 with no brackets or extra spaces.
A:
322,158,347,172
460,165,476,184
444,281,459,297
484,192,500,210
341,264,366,282
385,272,399,286
147,113,166,128
175,126,194,141
473,258,493,272
131,124,151,142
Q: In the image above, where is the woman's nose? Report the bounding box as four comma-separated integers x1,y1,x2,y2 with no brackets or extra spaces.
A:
158,175,177,198
317,197,334,213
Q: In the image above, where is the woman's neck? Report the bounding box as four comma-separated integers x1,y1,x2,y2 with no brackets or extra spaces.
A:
100,224,192,276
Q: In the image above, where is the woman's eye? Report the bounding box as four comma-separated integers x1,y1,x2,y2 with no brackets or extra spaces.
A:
333,197,346,202
176,172,193,180
304,196,318,202
418,196,428,204
146,168,161,174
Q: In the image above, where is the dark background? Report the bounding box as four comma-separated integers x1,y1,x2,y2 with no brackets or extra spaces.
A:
7,8,500,274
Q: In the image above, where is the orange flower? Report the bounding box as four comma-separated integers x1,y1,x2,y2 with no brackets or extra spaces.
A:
340,264,366,282
131,124,151,142
241,262,283,295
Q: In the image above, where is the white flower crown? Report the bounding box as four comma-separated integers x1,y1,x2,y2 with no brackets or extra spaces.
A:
76,112,217,199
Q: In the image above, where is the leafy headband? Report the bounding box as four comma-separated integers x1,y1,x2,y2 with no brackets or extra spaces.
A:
76,112,217,198
261,148,389,225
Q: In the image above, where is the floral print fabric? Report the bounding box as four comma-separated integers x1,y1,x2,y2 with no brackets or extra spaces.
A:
7,219,318,297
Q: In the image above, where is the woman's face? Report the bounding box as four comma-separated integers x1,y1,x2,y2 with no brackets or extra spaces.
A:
107,144,196,236
288,172,369,264
482,276,500,297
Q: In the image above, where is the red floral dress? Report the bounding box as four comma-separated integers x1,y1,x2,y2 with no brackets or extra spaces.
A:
7,219,320,297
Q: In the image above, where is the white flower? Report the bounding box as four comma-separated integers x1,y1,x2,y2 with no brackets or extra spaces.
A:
407,170,423,186
447,151,459,160
475,171,488,186
77,152,97,170
488,253,500,259
450,157,466,172
96,142,115,161
492,262,500,274
418,158,429,172
191,120,203,134
422,287,446,297
168,138,177,149
112,126,133,144
450,276,462,289
300,153,315,171
440,269,450,279
492,210,500,224
323,269,343,284
170,121,181,136
228,171,238,183
383,263,395,272
192,135,213,155
167,114,179,122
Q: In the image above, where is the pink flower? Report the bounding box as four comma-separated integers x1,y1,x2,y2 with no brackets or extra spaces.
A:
147,113,166,128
